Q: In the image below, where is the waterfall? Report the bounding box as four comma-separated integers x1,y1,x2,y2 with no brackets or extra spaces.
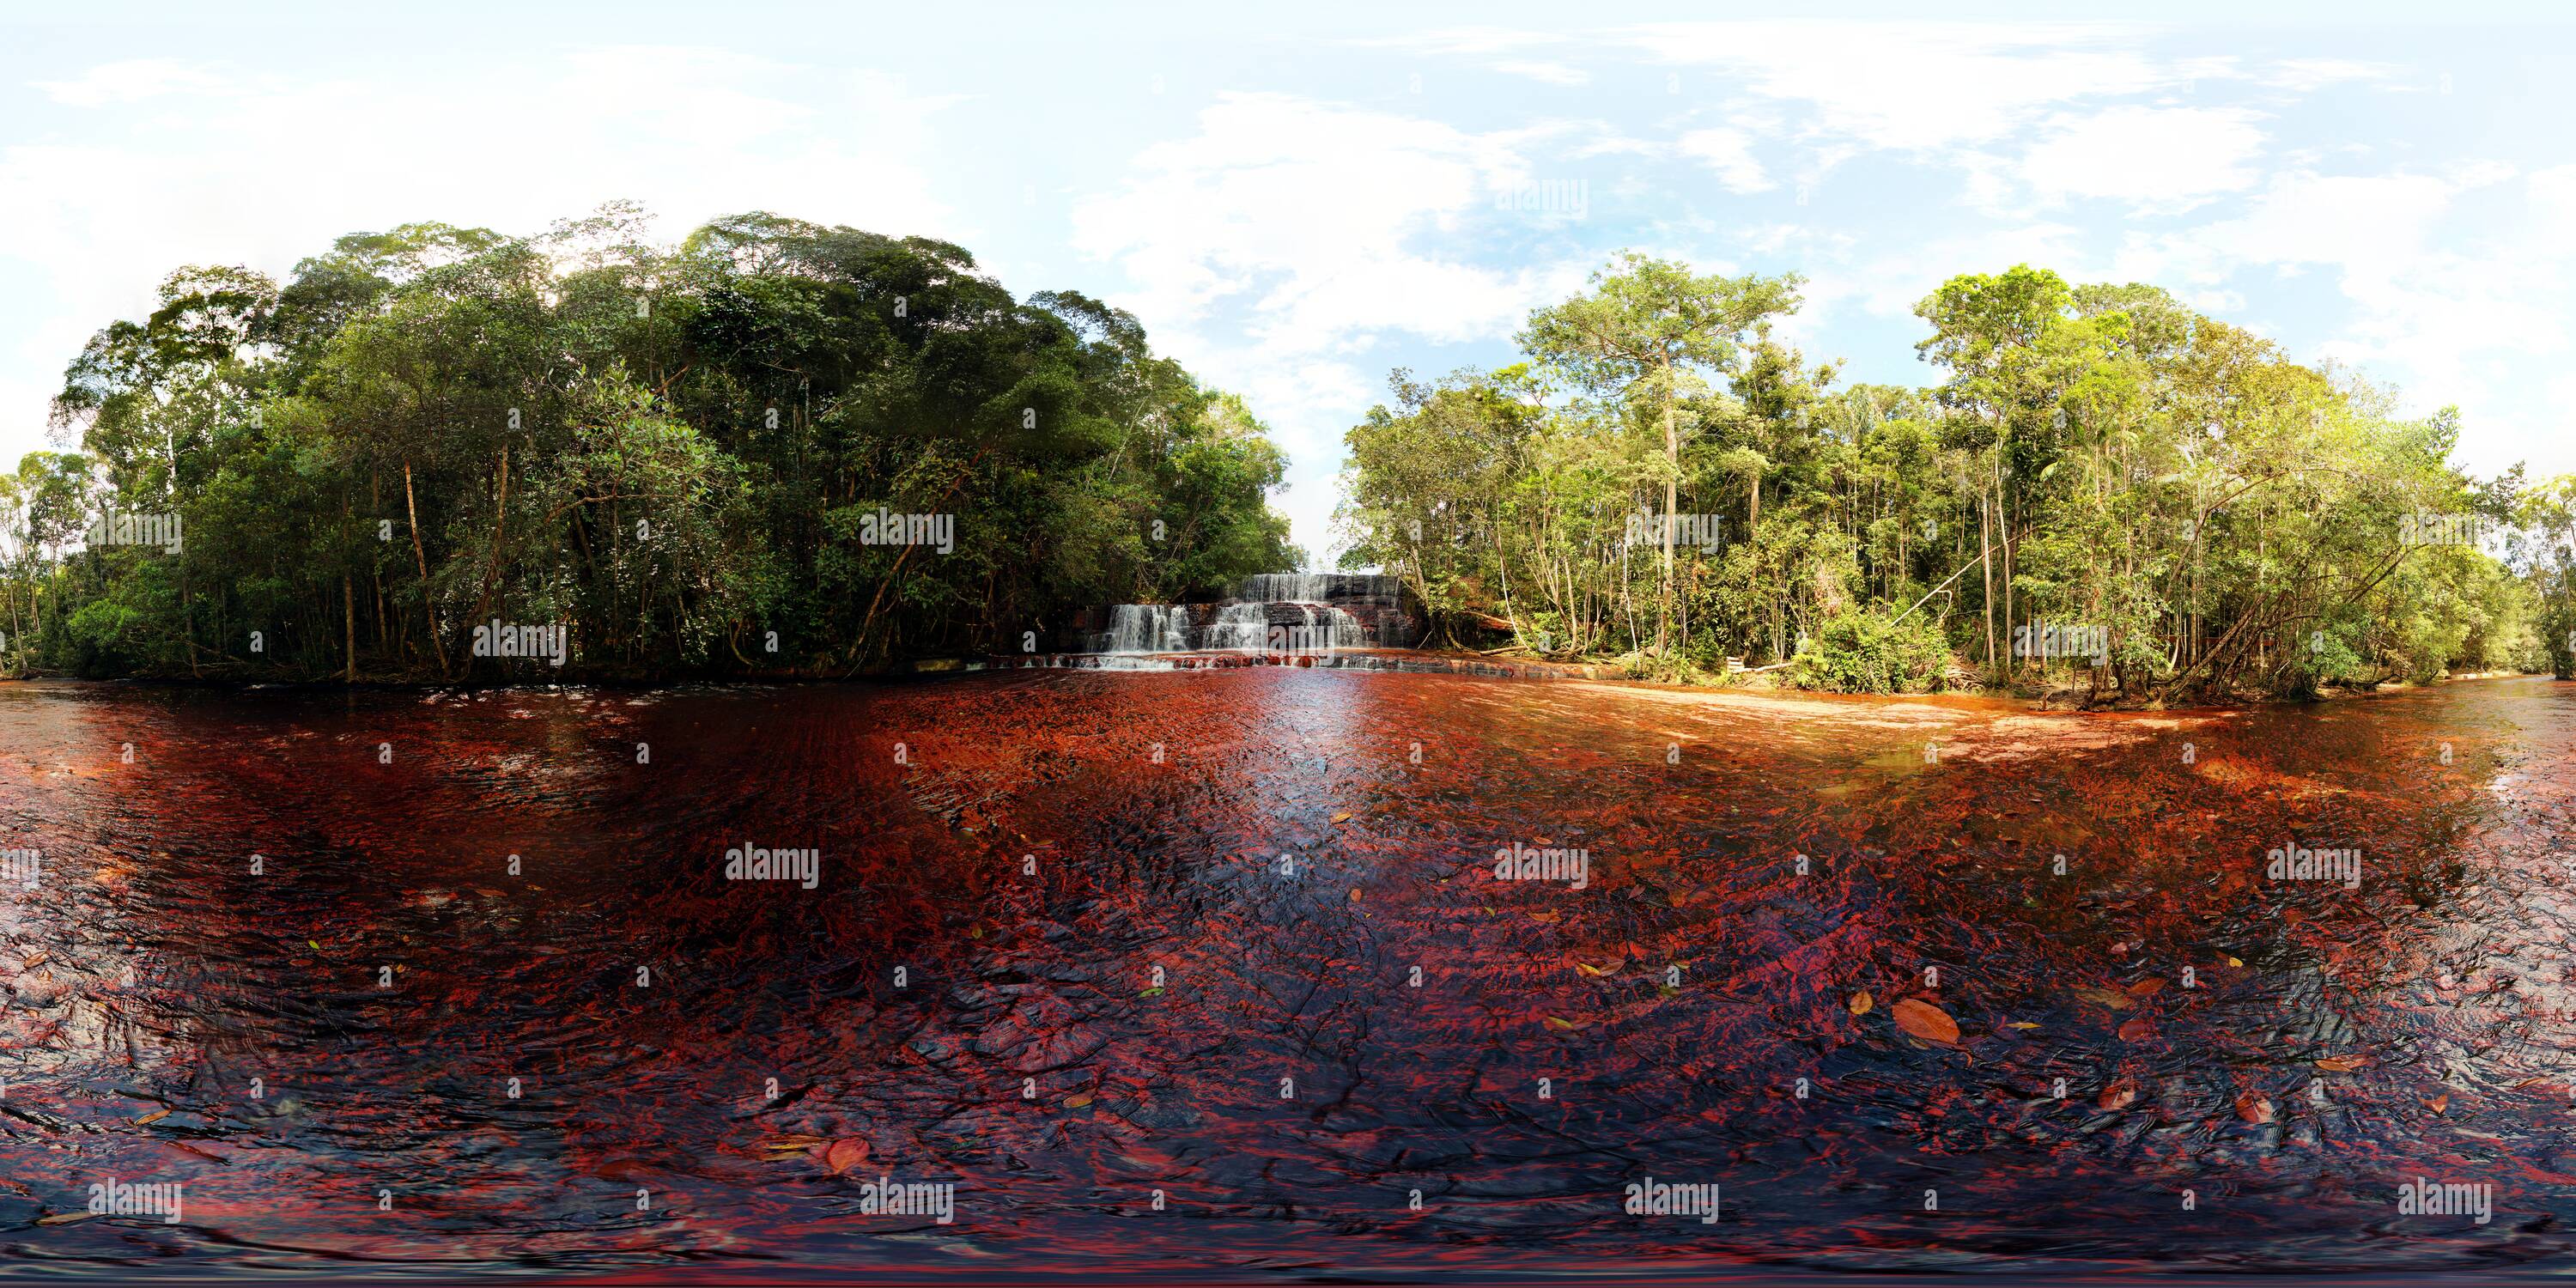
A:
1238,572,1402,605
1323,606,1364,648
1082,574,1411,656
1240,573,1330,603
1106,605,1190,653
1206,602,1269,651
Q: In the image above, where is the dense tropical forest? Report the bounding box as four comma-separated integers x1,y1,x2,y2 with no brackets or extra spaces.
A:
0,204,1298,680
8,216,2573,700
1338,255,2576,700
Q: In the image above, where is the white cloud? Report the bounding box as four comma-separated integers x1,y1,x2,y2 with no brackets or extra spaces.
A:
1616,21,2171,152
2111,165,2571,477
1674,127,1771,194
1070,93,1578,355
33,58,227,106
2126,170,2464,282
1071,93,1607,560
2019,106,2266,211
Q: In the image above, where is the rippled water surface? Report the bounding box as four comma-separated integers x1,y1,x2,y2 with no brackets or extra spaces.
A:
3,670,2573,1280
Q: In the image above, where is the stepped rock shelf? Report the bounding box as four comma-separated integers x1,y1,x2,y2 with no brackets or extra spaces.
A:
997,648,1609,680
1066,573,1421,657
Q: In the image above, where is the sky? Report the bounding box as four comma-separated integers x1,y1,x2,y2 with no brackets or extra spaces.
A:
4,1,2573,564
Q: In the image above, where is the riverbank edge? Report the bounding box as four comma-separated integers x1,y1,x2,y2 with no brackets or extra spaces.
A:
0,654,2556,714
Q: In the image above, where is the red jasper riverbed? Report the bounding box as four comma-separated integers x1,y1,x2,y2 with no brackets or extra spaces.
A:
1,669,2573,1279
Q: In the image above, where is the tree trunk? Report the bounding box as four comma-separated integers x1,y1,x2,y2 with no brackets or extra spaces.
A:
404,459,449,677
1980,493,1997,683
343,493,357,683
465,446,512,678
1659,351,1677,656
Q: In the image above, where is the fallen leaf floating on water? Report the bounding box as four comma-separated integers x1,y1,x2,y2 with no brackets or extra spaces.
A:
1330,811,1352,824
1891,999,1959,1044
819,1137,871,1176
132,1109,170,1126
2070,987,2134,1010
2118,1017,2156,1043
2099,1077,2138,1110
2225,955,2245,968
1065,1092,1095,1109
2128,976,2167,997
1545,1016,1589,1031
1348,888,1362,902
2427,1093,2451,1115
2315,1055,2371,1072
1576,960,1620,978
1849,989,1873,1016
2006,1021,2041,1030
2236,1091,2275,1124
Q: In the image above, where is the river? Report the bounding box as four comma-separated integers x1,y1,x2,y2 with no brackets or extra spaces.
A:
1,670,2571,1279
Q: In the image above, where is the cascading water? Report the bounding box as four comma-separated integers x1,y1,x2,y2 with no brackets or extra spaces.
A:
1233,574,1385,650
1206,602,1269,651
1240,572,1328,604
1105,605,1190,653
1081,574,1415,658
1325,605,1365,648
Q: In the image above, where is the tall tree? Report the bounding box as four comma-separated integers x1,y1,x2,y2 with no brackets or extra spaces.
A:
1522,252,1801,653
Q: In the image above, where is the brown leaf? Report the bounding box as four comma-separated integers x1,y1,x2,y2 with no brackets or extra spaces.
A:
2427,1093,2450,1115
2128,976,2167,997
2314,1055,2371,1072
1892,998,1959,1044
2070,987,2134,1010
2118,1016,2156,1043
2099,1077,2138,1110
1330,811,1352,824
820,1137,871,1175
132,1109,170,1126
2235,1091,2274,1124
1065,1092,1095,1109
1849,989,1873,1015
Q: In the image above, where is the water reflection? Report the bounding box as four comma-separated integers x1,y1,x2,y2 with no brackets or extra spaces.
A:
0,672,2570,1278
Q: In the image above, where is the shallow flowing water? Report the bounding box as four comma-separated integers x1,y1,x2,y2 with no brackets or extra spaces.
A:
1,670,2572,1279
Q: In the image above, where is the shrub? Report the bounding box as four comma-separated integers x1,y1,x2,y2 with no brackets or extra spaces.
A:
1787,610,1951,694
